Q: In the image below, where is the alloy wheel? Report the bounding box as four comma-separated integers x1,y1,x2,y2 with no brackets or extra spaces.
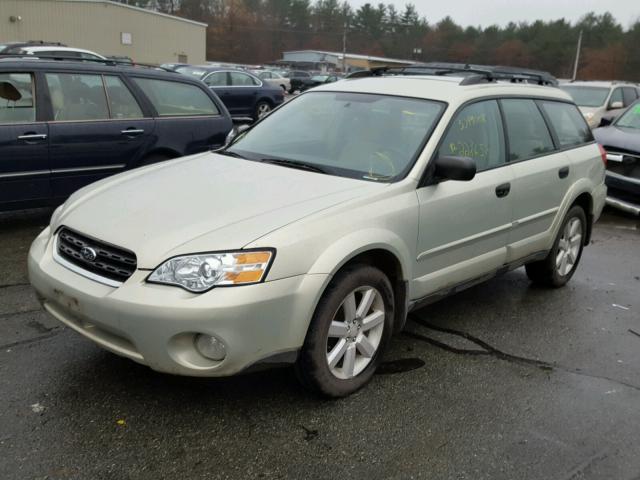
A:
257,103,271,118
555,217,582,276
325,287,385,379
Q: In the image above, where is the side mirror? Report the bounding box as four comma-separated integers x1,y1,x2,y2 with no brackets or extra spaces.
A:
609,101,623,110
224,123,250,146
434,156,476,181
599,116,613,127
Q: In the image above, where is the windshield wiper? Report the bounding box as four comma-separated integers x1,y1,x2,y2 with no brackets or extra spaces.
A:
218,150,246,159
259,158,329,174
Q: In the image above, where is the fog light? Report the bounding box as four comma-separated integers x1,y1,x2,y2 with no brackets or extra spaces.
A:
194,334,227,361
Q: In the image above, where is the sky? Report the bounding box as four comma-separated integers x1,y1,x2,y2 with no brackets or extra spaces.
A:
350,0,640,29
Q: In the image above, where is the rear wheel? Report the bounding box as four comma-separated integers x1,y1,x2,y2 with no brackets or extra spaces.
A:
525,205,586,287
295,264,394,397
254,101,272,121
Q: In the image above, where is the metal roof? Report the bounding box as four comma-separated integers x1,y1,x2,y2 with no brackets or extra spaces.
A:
48,0,208,27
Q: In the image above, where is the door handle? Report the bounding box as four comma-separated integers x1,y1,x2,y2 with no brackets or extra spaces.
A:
495,183,511,198
558,166,570,179
18,133,47,141
121,128,144,135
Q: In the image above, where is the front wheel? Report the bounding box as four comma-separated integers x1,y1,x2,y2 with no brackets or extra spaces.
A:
525,205,587,287
295,264,394,397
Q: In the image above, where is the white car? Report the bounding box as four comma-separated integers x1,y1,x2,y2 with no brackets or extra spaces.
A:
252,70,291,93
560,81,640,128
18,46,106,60
29,70,606,397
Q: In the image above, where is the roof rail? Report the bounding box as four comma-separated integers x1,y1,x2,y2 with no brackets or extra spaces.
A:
0,53,175,72
346,62,558,86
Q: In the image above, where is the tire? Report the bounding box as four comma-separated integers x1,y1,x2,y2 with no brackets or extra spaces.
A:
139,153,173,167
525,205,587,288
295,264,395,397
254,100,272,121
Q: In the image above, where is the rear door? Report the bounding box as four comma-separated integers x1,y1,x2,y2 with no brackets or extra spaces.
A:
0,71,50,209
504,99,586,262
414,99,513,297
45,71,153,198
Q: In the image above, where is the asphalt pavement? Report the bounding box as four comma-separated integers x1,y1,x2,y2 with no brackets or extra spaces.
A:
0,207,639,480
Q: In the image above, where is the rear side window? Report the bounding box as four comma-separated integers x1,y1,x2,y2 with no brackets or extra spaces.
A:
133,78,219,117
203,72,227,87
500,99,554,161
104,76,143,119
438,100,505,172
46,73,109,121
0,73,36,124
540,101,593,148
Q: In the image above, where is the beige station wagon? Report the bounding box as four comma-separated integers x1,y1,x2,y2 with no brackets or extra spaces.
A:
29,70,607,397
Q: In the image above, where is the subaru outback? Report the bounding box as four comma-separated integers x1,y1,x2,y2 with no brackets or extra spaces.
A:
29,69,606,397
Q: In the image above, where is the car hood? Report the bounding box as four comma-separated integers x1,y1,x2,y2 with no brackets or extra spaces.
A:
593,126,640,152
55,152,382,268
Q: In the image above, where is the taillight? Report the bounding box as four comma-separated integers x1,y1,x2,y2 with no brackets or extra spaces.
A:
598,144,607,166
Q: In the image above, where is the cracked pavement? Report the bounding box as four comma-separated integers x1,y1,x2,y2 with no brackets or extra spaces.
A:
1,207,639,480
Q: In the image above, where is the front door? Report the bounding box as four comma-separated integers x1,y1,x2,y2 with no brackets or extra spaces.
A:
0,71,50,209
44,72,153,199
414,99,512,299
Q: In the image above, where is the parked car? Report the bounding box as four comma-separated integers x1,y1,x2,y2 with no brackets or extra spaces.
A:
160,63,190,72
29,69,606,397
176,66,284,120
302,74,341,91
0,40,66,54
251,69,291,93
283,70,313,93
1,43,106,60
560,81,640,129
0,58,232,212
593,100,640,214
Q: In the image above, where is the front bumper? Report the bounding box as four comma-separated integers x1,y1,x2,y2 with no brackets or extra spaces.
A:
605,171,640,215
28,228,328,376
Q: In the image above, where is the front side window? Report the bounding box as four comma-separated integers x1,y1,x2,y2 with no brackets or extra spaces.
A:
0,73,36,124
203,72,228,87
559,86,609,107
622,87,638,107
541,101,593,147
228,91,444,181
609,88,623,107
45,73,109,121
501,99,554,161
133,78,219,117
104,76,143,119
229,72,258,86
615,102,640,129
437,100,505,172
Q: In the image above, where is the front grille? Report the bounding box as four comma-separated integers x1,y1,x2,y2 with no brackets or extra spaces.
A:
604,146,640,180
57,227,137,283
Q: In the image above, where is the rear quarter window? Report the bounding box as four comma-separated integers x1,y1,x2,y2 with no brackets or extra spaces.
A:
133,78,219,117
540,101,593,148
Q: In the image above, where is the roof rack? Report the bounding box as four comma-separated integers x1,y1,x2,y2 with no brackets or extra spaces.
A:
0,53,175,72
346,62,558,86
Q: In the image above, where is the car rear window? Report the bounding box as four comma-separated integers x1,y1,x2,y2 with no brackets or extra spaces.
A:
500,99,554,161
0,73,36,124
133,78,219,117
540,101,593,148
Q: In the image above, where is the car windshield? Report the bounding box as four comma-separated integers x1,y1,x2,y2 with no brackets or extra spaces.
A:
615,102,640,129
227,91,444,182
560,86,610,107
175,66,209,78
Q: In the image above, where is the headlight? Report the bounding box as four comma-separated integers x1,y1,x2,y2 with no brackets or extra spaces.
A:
583,112,595,124
147,250,274,292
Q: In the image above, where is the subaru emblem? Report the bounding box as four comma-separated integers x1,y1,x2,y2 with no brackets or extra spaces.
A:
80,246,97,262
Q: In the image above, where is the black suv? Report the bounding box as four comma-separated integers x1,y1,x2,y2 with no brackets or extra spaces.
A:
0,58,233,212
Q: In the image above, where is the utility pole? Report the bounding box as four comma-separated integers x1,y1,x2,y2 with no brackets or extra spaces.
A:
342,22,347,73
572,30,583,81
